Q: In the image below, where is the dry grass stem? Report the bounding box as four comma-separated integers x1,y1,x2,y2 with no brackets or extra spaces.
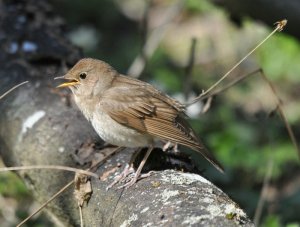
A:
128,0,185,77
189,19,288,105
0,81,28,100
16,180,74,227
254,160,274,226
0,165,98,179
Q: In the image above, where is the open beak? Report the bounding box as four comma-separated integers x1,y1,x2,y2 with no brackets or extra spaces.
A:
56,79,80,88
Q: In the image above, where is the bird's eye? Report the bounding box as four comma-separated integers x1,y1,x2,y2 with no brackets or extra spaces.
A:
79,72,87,79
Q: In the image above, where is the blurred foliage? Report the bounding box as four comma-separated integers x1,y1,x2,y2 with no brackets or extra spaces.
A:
258,34,300,82
185,0,214,13
0,172,29,199
262,215,300,227
52,0,141,72
262,215,282,227
1,0,299,226
0,170,54,226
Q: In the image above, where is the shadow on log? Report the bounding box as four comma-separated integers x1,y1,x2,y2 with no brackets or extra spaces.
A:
0,0,254,226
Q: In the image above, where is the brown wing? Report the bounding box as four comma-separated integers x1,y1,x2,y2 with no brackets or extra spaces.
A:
112,75,186,113
100,84,224,173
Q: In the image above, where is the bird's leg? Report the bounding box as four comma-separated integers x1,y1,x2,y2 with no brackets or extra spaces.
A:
106,163,135,190
163,141,179,153
106,148,142,190
162,141,172,151
118,145,154,189
173,143,179,153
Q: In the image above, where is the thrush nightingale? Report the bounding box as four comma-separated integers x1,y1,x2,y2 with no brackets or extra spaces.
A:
57,58,224,188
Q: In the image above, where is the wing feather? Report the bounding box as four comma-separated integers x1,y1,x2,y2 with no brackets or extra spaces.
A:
100,83,224,173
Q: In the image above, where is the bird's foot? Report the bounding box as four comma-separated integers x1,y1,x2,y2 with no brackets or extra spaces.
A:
162,141,172,151
117,171,153,189
107,146,154,190
106,164,153,190
163,141,179,153
106,164,134,190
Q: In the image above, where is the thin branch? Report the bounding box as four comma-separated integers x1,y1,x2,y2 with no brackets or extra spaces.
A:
0,81,29,100
189,19,287,105
140,0,151,56
16,147,124,226
16,180,74,227
0,165,98,179
201,96,213,114
79,205,84,227
127,0,185,77
260,70,300,159
253,159,274,226
89,146,125,172
186,68,261,105
183,38,197,99
188,66,299,160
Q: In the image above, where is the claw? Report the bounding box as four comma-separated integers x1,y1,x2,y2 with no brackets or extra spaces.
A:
117,171,154,189
106,164,135,190
107,146,154,190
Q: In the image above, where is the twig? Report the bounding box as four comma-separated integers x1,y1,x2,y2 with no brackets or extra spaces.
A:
16,180,74,227
253,159,274,226
260,70,300,159
201,96,213,114
140,0,151,58
89,146,125,171
0,81,29,100
0,165,98,179
189,19,287,105
183,38,197,100
186,68,261,105
16,147,124,226
187,66,300,160
127,0,185,77
79,205,84,227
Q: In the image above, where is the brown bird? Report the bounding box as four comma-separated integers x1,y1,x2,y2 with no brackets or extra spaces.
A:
57,58,224,188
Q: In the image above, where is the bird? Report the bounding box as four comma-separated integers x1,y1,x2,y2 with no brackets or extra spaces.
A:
57,58,224,188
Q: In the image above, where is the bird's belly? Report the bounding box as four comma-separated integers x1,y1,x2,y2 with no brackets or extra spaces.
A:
91,112,152,147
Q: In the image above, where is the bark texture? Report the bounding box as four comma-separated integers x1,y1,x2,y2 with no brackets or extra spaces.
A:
0,0,254,226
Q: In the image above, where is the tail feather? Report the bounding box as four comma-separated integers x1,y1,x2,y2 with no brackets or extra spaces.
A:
189,143,224,173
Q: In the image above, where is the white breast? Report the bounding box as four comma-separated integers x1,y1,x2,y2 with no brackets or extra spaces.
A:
74,94,152,147
91,109,152,147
